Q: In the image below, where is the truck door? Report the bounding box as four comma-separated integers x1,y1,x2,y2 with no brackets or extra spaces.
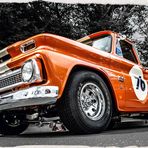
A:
115,40,148,111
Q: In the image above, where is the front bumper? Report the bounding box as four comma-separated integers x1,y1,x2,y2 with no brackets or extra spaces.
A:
0,86,59,111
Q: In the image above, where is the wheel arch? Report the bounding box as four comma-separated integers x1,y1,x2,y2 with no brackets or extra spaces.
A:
63,65,119,116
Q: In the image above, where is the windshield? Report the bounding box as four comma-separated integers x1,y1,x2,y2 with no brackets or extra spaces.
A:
79,35,112,53
92,35,112,53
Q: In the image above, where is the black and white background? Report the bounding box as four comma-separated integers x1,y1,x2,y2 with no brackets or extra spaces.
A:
0,1,147,65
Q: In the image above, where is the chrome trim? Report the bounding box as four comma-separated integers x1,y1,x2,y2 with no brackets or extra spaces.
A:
20,40,36,53
0,47,11,74
21,59,41,82
79,82,106,121
118,76,124,82
0,82,25,93
0,47,8,58
0,61,11,75
32,59,41,81
0,59,42,93
0,86,58,111
0,69,25,93
0,97,57,111
0,68,21,81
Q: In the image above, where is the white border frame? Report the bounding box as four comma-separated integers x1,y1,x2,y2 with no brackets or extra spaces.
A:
0,0,147,5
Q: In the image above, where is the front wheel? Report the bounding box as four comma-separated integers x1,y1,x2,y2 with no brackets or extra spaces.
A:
0,112,29,136
58,70,113,134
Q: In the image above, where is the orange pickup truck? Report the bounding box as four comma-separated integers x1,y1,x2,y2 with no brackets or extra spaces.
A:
0,30,147,135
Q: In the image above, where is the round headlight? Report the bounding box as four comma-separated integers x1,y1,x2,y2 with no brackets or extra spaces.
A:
21,60,34,82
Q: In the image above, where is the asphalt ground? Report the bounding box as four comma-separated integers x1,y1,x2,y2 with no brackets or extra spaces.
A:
0,121,148,147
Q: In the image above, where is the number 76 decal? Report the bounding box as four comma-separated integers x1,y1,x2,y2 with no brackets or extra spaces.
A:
135,76,146,91
129,65,147,101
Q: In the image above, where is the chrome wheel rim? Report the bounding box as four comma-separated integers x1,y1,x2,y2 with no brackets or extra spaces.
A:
79,82,106,121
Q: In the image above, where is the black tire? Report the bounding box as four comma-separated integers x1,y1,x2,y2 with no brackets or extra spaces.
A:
58,70,112,134
106,120,116,130
0,112,29,136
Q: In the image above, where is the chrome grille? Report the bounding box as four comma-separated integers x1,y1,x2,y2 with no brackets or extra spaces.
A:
0,73,22,89
0,69,24,93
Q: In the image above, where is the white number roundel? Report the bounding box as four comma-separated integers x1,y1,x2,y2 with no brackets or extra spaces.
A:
129,65,148,101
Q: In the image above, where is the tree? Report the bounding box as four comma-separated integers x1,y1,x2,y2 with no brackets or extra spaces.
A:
0,1,147,67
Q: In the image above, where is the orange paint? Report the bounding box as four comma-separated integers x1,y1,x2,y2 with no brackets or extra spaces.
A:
1,30,148,112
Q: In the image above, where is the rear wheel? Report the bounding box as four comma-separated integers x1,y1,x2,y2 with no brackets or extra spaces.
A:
58,70,113,134
0,112,29,136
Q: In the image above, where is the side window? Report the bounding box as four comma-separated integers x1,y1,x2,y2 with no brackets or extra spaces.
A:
91,35,112,53
116,40,137,63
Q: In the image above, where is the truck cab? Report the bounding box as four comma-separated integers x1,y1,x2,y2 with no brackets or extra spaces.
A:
0,30,147,135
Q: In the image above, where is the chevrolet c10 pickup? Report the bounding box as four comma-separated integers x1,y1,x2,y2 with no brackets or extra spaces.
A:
0,30,147,135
